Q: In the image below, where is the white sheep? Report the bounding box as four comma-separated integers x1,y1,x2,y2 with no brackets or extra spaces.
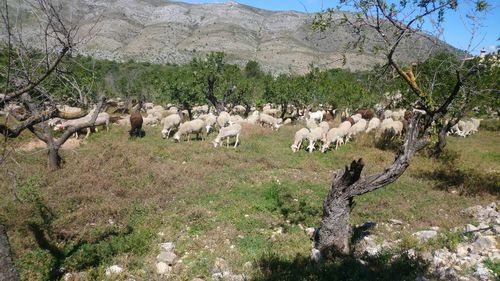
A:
308,110,325,123
232,105,246,116
306,118,318,129
173,119,206,142
245,111,260,124
161,114,182,139
200,113,217,134
318,121,330,134
55,112,109,139
290,128,310,153
383,110,393,119
217,111,231,128
306,127,327,153
365,117,381,133
338,121,352,132
213,123,242,148
351,113,363,123
259,113,281,130
229,115,245,125
322,128,346,152
346,119,367,141
377,119,403,138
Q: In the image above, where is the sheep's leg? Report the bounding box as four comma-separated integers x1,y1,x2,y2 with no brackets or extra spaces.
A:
234,134,239,148
85,128,91,139
227,137,230,148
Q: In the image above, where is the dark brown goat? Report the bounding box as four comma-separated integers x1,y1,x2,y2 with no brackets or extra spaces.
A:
356,108,375,120
129,112,143,137
341,116,355,125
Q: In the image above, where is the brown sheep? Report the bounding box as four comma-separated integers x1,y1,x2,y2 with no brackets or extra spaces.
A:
129,112,144,137
341,116,355,125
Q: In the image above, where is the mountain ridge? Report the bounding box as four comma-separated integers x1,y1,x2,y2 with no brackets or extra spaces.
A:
17,0,457,73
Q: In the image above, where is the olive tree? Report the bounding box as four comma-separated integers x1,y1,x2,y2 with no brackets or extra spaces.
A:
311,0,492,257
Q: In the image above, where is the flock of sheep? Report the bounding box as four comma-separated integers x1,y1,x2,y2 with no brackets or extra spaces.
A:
7,98,482,151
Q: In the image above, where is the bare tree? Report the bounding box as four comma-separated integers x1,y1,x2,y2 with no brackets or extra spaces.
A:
0,0,104,170
312,0,492,257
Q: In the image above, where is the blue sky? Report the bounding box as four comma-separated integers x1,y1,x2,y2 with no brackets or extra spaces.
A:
178,0,499,55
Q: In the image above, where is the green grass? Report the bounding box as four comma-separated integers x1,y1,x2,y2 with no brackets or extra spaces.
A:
1,124,498,280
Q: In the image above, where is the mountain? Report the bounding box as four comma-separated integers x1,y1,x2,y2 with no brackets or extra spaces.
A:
15,0,456,73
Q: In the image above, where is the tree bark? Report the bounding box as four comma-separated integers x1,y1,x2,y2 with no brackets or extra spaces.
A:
318,160,362,256
47,146,62,171
206,75,226,114
316,114,430,257
0,225,20,281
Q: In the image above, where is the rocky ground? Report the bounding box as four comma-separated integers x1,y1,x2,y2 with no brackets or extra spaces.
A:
66,202,498,281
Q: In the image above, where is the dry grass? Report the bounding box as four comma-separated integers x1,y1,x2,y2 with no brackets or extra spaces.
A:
0,123,498,280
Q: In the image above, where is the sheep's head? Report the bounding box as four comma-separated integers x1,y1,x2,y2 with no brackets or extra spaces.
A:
213,140,220,148
290,144,298,152
321,144,328,153
274,123,281,130
173,133,180,142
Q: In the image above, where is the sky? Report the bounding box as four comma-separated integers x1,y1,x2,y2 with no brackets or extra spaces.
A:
178,0,499,55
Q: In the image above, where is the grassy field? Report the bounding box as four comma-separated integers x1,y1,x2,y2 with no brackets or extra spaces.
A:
0,121,498,280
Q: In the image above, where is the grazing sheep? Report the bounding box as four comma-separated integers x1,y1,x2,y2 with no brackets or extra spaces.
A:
383,110,393,119
346,119,367,141
129,112,143,138
306,118,318,129
351,113,363,123
232,105,246,116
143,116,159,126
338,121,352,132
173,119,205,142
259,113,282,130
308,110,325,123
307,127,327,153
217,111,231,128
245,111,260,124
321,128,345,152
147,105,167,120
318,121,330,134
365,117,381,133
200,113,217,134
55,112,110,139
229,115,245,125
161,114,182,139
377,119,403,138
291,128,310,153
213,123,242,148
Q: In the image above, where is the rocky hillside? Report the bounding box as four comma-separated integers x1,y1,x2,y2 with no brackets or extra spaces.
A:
16,0,456,73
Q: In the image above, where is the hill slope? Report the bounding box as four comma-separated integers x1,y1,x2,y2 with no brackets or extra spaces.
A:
17,0,456,73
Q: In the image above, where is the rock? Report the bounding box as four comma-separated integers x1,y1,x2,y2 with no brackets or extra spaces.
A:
156,262,171,274
471,236,497,254
413,230,438,241
305,227,316,238
157,251,177,265
420,251,433,262
474,263,491,281
105,265,123,276
212,258,230,273
388,219,403,225
243,261,252,270
160,242,175,252
492,225,500,234
465,224,478,232
477,223,490,230
311,248,322,262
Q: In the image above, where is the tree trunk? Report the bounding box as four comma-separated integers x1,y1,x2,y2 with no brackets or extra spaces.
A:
47,146,61,171
0,225,21,281
315,114,430,258
432,124,448,158
206,75,226,114
318,160,363,256
280,103,288,120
